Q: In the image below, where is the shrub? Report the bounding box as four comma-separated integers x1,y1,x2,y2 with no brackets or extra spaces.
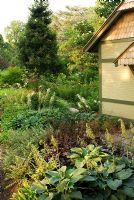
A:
0,66,26,86
79,68,99,84
55,84,78,101
55,80,99,105
54,97,71,109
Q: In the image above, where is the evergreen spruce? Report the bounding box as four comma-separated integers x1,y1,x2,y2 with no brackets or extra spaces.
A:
19,0,59,74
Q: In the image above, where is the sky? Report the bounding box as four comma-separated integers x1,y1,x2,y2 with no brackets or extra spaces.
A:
0,0,96,34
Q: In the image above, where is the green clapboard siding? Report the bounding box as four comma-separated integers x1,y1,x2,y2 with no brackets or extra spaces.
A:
102,101,134,120
102,63,134,101
101,41,132,59
100,39,134,119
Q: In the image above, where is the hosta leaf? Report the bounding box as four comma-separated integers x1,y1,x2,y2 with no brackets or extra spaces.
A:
82,148,88,157
117,190,126,200
31,183,47,194
59,166,67,174
107,179,122,190
94,193,103,200
46,171,61,184
56,178,70,192
49,176,61,185
69,154,80,159
116,164,126,172
110,195,118,200
66,168,75,178
116,169,133,180
93,157,102,163
71,148,83,155
98,180,107,189
121,157,131,166
104,160,111,168
100,152,109,157
123,186,134,197
46,171,60,178
73,168,87,177
75,158,85,168
89,160,98,168
124,175,134,188
93,193,104,200
108,163,116,174
61,194,71,200
91,146,101,154
102,188,111,198
39,193,53,200
71,175,85,184
82,193,103,200
69,191,83,199
97,165,104,172
82,175,97,182
87,144,95,151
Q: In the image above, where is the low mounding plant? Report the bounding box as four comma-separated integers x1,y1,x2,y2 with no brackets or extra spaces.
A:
0,66,26,86
11,144,134,200
9,109,95,130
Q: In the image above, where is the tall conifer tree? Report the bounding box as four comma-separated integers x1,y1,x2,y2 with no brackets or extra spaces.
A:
19,0,59,73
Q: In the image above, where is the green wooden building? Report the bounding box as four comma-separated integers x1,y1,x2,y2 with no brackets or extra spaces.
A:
84,0,134,120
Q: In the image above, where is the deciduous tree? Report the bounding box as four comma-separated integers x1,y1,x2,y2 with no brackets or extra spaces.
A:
4,20,25,66
4,20,25,47
0,34,12,68
51,6,100,72
96,0,122,18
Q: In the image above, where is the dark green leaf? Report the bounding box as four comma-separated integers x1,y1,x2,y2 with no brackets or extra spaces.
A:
123,186,134,197
116,169,133,180
124,176,134,188
117,190,126,200
110,195,118,200
69,191,83,199
82,175,97,182
107,179,122,190
116,164,126,172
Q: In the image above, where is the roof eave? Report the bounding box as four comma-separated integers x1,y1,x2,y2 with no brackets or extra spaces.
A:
113,41,134,65
84,11,122,52
83,1,125,52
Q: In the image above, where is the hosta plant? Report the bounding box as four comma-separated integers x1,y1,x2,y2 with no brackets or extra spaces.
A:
69,144,109,169
12,145,134,200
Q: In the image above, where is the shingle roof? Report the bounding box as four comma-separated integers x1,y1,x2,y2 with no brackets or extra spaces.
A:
114,42,134,66
102,11,134,41
84,0,134,52
118,0,134,10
